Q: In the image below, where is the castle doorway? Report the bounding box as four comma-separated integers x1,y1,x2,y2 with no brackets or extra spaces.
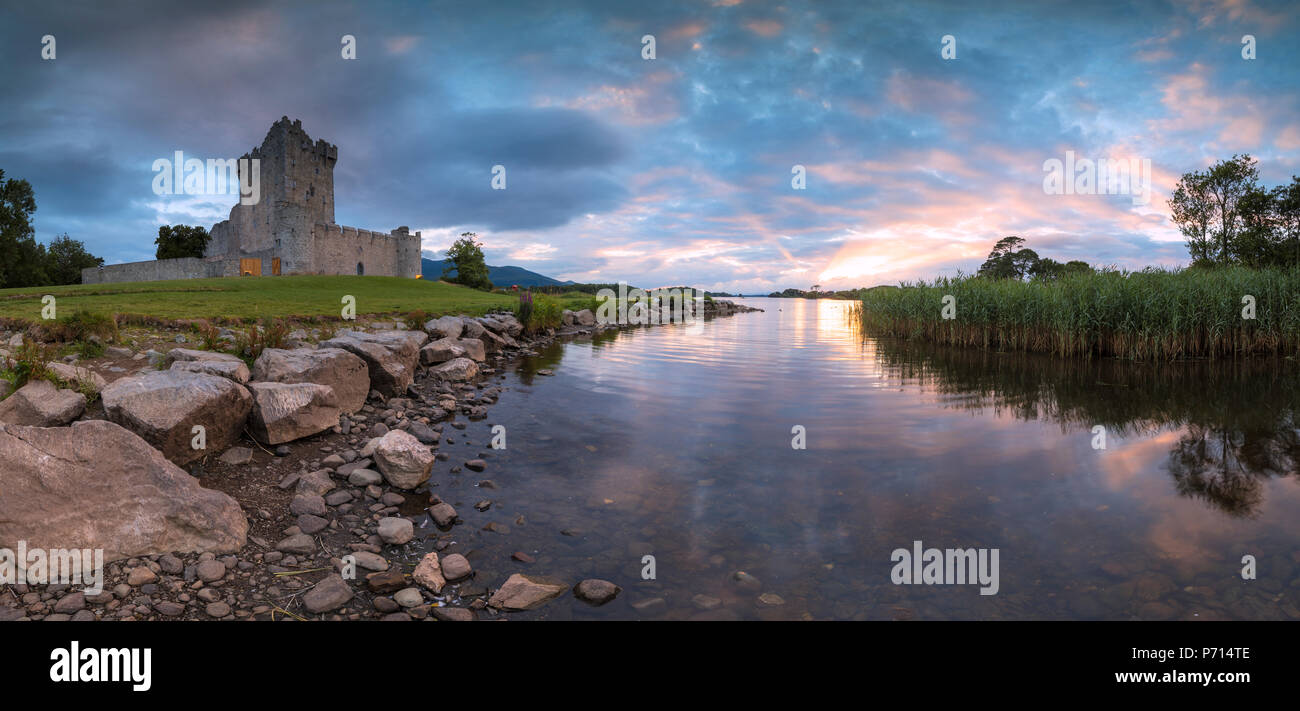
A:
272,257,281,276
356,262,364,275
240,258,261,276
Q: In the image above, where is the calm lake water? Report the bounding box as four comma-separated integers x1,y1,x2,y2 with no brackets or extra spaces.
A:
427,297,1300,620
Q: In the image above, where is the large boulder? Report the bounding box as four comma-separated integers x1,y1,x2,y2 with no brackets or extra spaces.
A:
477,328,514,353
484,313,524,338
0,420,247,563
479,316,508,334
432,357,478,382
488,574,569,611
423,316,464,340
460,319,486,339
170,359,250,383
166,348,250,383
456,338,486,362
418,336,485,364
166,348,244,365
319,330,427,397
101,370,252,465
0,380,85,427
419,337,466,366
251,347,369,414
245,382,340,445
372,430,433,490
574,309,596,326
46,362,108,393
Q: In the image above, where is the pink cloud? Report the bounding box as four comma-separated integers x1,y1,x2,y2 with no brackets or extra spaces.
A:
743,19,783,37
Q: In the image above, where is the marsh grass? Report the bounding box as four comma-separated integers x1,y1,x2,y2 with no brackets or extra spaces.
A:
518,295,564,333
232,317,290,365
3,340,55,389
854,266,1300,360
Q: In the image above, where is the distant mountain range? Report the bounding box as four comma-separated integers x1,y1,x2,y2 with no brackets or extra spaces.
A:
421,258,572,288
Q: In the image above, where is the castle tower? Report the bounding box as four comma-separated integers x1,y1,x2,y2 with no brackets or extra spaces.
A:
208,117,338,274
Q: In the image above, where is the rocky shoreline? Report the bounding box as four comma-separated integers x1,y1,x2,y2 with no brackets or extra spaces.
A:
0,299,761,621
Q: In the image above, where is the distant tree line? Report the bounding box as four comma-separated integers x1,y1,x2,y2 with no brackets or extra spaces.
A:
766,287,868,299
0,169,103,288
976,236,1093,281
531,282,639,295
1170,155,1300,268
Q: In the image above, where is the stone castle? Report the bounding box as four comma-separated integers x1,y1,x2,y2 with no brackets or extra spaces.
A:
83,117,422,284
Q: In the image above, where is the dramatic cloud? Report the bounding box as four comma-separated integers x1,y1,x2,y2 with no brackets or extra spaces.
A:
2,0,1297,291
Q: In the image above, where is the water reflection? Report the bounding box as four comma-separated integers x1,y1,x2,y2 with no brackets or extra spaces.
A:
867,338,1300,518
418,299,1300,620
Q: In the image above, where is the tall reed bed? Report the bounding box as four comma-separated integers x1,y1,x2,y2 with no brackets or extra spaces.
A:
854,266,1300,360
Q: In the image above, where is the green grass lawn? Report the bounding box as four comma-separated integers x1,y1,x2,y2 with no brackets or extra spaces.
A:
0,275,518,323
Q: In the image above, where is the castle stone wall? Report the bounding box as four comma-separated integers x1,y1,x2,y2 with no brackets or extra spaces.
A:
82,257,238,285
311,225,422,278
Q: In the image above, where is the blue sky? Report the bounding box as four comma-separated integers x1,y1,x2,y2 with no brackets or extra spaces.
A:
2,0,1298,292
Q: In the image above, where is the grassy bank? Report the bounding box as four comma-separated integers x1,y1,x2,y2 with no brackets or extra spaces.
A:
0,275,517,323
854,267,1300,360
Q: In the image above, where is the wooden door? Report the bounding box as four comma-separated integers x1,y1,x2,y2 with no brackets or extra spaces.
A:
240,258,261,276
272,257,281,276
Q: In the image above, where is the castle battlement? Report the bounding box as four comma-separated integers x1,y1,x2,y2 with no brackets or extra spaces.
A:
84,118,422,284
202,118,420,279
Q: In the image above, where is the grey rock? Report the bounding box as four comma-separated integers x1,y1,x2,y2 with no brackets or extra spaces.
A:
432,357,478,382
101,370,252,465
441,553,472,581
303,574,353,613
428,502,458,528
372,430,433,490
251,347,369,414
573,579,622,606
0,420,247,563
246,382,341,445
377,517,414,545
0,380,86,427
393,587,424,608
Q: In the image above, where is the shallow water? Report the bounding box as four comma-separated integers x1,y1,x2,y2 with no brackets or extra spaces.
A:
424,298,1300,620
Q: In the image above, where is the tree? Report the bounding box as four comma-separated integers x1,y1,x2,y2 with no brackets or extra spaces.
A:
0,169,49,288
977,236,1042,280
443,232,492,290
1030,257,1065,281
1273,177,1300,267
155,224,211,259
1169,174,1215,266
1171,155,1261,265
1204,155,1260,264
1233,186,1278,267
45,233,104,285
